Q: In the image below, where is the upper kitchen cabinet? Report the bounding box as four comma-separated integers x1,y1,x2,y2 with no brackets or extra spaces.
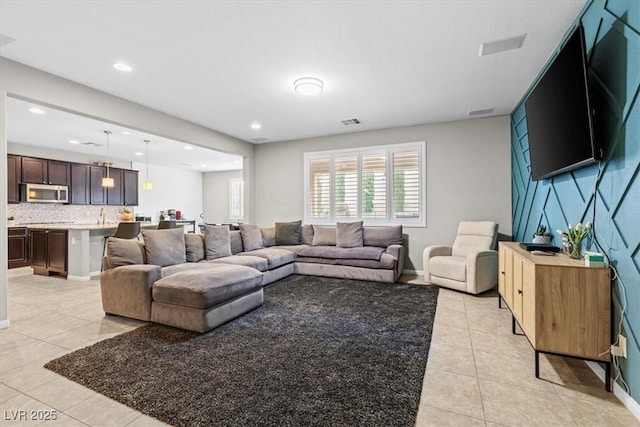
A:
107,169,124,205
123,170,139,206
89,166,138,206
21,157,70,185
7,154,21,203
70,163,90,205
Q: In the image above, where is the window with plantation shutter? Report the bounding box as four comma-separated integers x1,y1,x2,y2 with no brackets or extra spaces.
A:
304,141,425,226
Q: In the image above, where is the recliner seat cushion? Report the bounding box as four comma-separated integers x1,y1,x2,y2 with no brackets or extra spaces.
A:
429,256,467,282
153,264,263,309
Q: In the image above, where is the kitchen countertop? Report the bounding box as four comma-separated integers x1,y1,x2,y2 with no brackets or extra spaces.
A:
16,222,160,230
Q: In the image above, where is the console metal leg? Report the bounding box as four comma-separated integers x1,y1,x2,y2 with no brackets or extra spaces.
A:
498,296,502,309
606,362,612,392
535,351,540,378
512,315,516,335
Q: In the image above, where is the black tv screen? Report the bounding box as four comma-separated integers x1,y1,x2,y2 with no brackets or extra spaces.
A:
525,24,599,181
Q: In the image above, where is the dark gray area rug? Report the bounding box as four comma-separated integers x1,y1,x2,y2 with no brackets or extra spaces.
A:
45,275,439,427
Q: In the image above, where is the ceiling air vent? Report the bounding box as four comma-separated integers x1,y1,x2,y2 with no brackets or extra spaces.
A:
467,108,495,117
341,118,361,126
251,137,269,143
479,34,527,56
82,141,104,146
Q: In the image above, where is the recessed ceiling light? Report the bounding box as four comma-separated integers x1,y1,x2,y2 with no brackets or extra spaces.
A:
113,63,133,72
250,123,262,130
294,77,324,96
120,131,131,135
200,163,207,167
184,146,193,150
134,152,144,156
68,139,80,144
29,107,45,114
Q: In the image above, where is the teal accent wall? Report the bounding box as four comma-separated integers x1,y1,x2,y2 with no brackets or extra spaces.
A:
511,0,639,401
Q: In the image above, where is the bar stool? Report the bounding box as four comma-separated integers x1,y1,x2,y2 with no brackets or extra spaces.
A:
158,220,177,229
102,222,142,270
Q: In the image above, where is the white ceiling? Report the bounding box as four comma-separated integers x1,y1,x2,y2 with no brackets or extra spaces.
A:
1,0,586,146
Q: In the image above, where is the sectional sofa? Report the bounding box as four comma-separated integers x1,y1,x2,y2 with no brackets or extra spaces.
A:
100,221,405,332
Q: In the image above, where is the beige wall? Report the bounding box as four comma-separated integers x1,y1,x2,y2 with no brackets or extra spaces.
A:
254,116,512,271
0,58,255,328
202,169,244,224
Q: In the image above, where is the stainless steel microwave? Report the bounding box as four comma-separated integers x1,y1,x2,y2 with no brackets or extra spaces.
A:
21,183,69,203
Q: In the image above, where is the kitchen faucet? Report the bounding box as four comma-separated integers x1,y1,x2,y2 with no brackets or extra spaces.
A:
98,207,105,225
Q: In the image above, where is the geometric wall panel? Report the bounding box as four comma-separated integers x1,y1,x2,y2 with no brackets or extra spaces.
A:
510,0,640,402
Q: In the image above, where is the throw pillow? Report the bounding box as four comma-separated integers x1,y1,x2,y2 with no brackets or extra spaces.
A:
204,225,232,260
275,220,302,245
261,227,275,247
184,233,205,262
363,225,403,247
230,230,243,254
301,224,315,245
312,226,337,246
240,224,264,251
336,221,364,248
106,237,147,268
141,228,186,267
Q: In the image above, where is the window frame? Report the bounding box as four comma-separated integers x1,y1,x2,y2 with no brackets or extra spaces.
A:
304,141,426,227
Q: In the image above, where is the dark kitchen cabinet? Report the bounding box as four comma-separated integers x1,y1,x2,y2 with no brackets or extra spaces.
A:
21,157,70,185
107,169,124,205
123,169,139,206
7,154,21,203
90,165,107,205
70,163,90,205
8,227,29,269
30,229,68,277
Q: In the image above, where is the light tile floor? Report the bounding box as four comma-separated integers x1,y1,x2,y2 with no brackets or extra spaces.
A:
0,269,637,426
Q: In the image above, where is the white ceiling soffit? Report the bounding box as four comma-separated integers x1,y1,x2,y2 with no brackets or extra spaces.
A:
0,1,587,143
6,98,242,173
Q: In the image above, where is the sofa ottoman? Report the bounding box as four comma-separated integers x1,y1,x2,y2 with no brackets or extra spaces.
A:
151,263,264,333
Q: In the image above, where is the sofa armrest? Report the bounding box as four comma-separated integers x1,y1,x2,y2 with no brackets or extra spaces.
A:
423,245,452,282
386,244,406,281
465,250,498,294
100,264,161,321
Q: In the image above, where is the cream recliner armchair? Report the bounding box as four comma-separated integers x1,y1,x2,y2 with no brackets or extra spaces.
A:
423,221,499,294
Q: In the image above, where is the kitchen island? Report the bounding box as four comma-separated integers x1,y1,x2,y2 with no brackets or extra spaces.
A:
25,222,158,281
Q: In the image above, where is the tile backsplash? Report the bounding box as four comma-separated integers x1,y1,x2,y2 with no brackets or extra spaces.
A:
7,204,128,225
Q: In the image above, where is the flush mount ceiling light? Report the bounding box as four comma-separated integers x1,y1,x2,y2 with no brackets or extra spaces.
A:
68,139,80,144
294,77,324,96
184,145,193,150
120,131,131,135
102,130,114,188
250,122,262,130
113,62,133,72
143,139,153,190
29,107,45,114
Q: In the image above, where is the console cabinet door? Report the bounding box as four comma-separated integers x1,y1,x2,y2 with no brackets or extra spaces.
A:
90,166,107,205
498,244,514,309
7,154,21,203
70,163,90,205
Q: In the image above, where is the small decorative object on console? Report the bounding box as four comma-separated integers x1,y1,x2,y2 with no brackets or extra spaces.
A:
557,222,592,259
533,224,552,245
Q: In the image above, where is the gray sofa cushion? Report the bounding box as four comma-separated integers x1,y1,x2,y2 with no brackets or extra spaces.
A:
301,224,314,245
209,255,269,272
204,225,232,260
312,226,336,246
230,230,244,254
239,247,295,269
297,245,384,261
261,227,275,247
363,225,403,247
106,237,147,268
275,220,302,245
153,264,263,309
296,253,396,269
185,234,205,262
337,221,364,248
142,228,186,267
240,224,264,251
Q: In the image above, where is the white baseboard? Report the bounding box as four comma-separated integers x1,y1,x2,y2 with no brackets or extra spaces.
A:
586,361,640,421
0,320,10,329
66,275,91,282
402,269,424,276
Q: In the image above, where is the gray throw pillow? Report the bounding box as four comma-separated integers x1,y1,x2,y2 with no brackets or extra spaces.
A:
275,220,302,245
204,225,232,260
301,224,315,245
230,230,243,254
337,221,364,248
141,228,186,267
363,225,403,247
185,233,205,262
240,224,264,251
106,237,147,268
312,226,336,246
261,227,275,247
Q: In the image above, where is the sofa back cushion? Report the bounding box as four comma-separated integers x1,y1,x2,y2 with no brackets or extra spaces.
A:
275,220,302,245
240,224,264,251
363,225,403,247
301,224,314,245
185,233,205,262
204,225,232,260
337,221,364,248
230,230,244,254
312,226,336,246
141,228,186,267
105,237,147,268
261,227,275,247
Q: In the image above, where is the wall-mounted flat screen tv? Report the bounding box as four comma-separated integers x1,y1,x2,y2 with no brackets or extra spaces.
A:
525,24,601,181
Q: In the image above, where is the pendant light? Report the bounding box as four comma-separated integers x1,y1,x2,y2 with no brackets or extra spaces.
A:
143,139,153,190
102,130,114,187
